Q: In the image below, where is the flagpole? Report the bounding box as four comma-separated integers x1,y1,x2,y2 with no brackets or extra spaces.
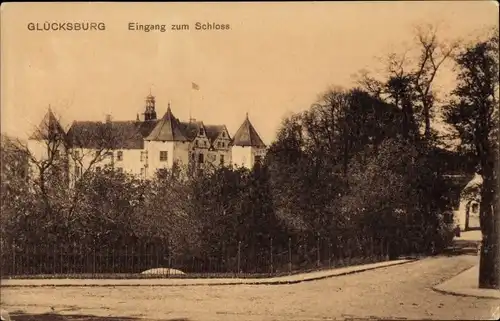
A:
189,85,192,122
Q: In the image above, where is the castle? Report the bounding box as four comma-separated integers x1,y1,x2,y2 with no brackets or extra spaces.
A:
27,93,267,181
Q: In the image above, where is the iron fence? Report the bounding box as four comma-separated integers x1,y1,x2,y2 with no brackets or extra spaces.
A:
0,232,436,279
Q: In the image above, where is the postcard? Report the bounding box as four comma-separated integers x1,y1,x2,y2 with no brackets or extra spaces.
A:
1,2,499,320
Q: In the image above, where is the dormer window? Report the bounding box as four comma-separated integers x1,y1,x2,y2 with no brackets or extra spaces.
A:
199,127,204,136
222,132,225,138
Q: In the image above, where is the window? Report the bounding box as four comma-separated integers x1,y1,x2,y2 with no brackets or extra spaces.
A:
220,154,225,165
472,203,479,213
198,153,204,163
255,155,262,164
222,132,225,138
218,142,221,148
199,127,204,136
117,151,123,161
160,151,168,162
203,141,207,147
195,140,199,147
140,167,145,177
140,151,146,162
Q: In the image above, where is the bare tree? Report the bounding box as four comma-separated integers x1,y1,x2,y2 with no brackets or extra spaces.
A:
9,109,137,228
357,24,459,142
412,24,460,140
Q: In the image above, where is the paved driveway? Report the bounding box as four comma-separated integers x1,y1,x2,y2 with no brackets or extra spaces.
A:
2,254,498,321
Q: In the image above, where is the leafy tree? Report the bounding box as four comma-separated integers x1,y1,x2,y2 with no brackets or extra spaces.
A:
444,30,499,289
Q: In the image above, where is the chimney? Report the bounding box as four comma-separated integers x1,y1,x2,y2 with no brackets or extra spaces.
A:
105,114,112,123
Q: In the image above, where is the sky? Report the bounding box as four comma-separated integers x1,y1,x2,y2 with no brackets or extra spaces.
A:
1,1,498,145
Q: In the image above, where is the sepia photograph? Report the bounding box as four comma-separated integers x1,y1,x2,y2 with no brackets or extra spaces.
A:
0,1,499,320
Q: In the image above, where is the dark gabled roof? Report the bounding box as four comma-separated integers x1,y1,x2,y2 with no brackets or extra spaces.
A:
145,106,189,142
137,120,159,139
204,125,228,143
232,114,266,148
67,120,154,150
29,108,66,140
179,121,204,141
178,122,228,146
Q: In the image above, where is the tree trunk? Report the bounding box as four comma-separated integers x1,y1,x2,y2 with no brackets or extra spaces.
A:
423,105,431,141
478,176,499,289
465,202,470,231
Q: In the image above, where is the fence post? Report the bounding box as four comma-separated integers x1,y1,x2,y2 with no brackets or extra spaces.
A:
93,244,96,276
59,244,63,275
167,238,172,277
317,235,320,268
347,238,352,266
270,237,273,275
131,245,135,273
53,243,57,275
288,237,292,275
370,236,374,261
237,241,241,275
380,239,384,260
11,244,16,276
125,245,129,275
328,242,332,268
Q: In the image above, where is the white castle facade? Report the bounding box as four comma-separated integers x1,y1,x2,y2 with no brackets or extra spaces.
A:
27,94,267,182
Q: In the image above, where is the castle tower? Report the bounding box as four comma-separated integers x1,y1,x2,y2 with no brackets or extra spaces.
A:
144,93,157,121
144,103,190,176
27,106,69,183
28,106,66,142
231,113,267,169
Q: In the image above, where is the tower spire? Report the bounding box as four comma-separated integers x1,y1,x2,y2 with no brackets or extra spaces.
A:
144,92,157,121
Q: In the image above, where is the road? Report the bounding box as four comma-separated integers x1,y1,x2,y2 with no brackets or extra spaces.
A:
1,254,498,321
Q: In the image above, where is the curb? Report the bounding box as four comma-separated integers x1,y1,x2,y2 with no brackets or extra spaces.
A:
1,259,417,288
432,286,500,300
432,266,500,300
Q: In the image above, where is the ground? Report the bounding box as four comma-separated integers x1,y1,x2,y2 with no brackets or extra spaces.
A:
2,254,499,321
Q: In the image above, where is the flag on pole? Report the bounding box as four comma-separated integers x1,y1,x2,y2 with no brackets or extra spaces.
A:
192,82,200,90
